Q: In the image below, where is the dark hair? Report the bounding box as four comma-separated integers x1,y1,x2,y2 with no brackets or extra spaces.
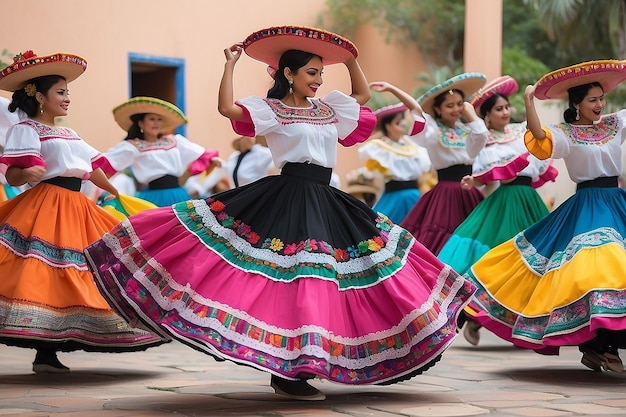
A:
125,113,165,140
380,111,404,136
480,93,509,118
563,82,603,123
432,88,464,118
267,49,322,99
8,75,65,117
125,113,146,140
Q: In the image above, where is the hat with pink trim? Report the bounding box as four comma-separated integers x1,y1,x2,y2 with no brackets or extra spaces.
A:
0,50,87,92
374,102,407,120
242,26,358,70
469,75,519,116
418,72,487,117
534,60,626,100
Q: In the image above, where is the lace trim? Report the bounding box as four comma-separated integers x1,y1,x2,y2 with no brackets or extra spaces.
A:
370,137,421,157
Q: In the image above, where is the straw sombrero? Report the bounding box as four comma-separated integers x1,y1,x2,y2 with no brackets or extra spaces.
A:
374,102,407,120
469,75,519,116
0,50,87,92
534,60,626,100
113,96,188,132
418,72,487,117
242,25,358,70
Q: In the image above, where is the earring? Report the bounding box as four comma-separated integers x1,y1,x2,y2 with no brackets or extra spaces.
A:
39,103,43,115
140,128,144,133
288,80,293,94
575,108,580,121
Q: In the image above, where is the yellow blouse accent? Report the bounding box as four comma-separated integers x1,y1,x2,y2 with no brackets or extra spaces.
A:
524,127,553,160
365,159,388,176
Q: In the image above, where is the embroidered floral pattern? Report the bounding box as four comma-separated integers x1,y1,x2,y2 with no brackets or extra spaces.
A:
437,121,470,148
21,119,82,142
128,136,176,152
515,227,624,275
555,114,618,145
89,237,474,383
264,98,338,125
470,276,626,344
486,123,525,145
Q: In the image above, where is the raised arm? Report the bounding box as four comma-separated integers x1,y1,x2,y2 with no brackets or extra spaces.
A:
218,43,246,121
369,81,424,117
344,56,370,105
524,84,546,139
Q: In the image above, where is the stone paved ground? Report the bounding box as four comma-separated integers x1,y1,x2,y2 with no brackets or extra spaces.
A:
1,331,625,417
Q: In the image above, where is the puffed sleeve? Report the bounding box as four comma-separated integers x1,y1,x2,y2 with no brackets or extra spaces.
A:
465,119,489,158
0,123,45,169
524,127,556,160
321,90,376,147
617,109,626,144
174,134,219,175
101,141,139,175
408,110,426,137
231,96,281,137
412,113,440,147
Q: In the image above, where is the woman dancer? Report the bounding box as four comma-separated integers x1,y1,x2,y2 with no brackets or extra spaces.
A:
466,60,626,372
85,26,476,400
437,76,557,345
399,73,489,255
101,97,220,207
358,81,431,223
0,50,164,373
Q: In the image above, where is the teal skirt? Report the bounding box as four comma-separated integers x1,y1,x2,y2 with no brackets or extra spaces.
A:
438,183,549,274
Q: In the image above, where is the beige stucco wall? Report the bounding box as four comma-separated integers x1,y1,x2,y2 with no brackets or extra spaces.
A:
0,0,425,188
0,0,578,205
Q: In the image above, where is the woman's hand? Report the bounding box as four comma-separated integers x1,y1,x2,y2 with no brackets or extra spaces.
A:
22,166,47,183
461,101,479,122
209,157,223,169
524,84,536,102
224,43,244,65
369,81,391,93
460,175,476,190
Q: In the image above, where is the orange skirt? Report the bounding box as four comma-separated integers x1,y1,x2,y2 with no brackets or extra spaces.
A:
0,183,166,351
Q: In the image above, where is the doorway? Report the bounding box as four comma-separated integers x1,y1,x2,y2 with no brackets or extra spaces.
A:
128,53,186,135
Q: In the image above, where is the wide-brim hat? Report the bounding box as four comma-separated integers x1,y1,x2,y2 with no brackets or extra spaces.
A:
242,25,358,70
469,75,519,116
231,135,268,151
113,96,188,132
418,72,487,117
534,60,626,100
0,51,87,92
345,183,380,197
374,102,407,120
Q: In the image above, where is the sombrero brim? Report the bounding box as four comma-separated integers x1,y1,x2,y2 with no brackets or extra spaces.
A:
534,60,626,100
345,183,379,196
0,52,87,92
418,72,487,117
374,102,407,120
113,97,188,132
469,75,519,116
243,26,358,69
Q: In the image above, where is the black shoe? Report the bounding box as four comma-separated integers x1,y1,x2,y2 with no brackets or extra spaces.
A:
270,375,325,401
33,350,70,374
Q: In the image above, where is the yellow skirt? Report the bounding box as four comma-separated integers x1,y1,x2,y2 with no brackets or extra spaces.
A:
0,183,166,351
